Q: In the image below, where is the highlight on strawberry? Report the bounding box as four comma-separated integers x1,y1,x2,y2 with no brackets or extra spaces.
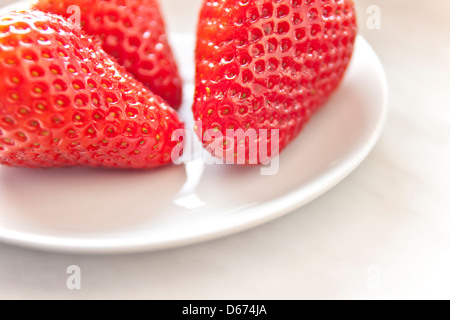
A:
32,0,183,108
193,0,357,165
0,10,184,169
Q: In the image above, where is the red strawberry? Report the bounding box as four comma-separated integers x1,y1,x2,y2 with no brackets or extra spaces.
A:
0,10,183,169
32,0,183,108
194,0,357,164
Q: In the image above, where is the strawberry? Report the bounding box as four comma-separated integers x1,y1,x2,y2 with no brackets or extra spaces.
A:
32,0,183,108
194,0,357,164
0,10,183,169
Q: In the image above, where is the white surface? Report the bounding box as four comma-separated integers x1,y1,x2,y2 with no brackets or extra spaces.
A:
0,31,387,253
0,0,449,299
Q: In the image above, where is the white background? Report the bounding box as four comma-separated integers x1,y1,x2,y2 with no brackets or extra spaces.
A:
0,0,449,299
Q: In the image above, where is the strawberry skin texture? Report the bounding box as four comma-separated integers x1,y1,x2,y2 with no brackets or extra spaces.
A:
0,10,183,169
32,0,183,108
194,0,357,163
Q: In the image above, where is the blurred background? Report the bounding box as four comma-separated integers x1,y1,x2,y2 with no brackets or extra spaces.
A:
0,0,449,299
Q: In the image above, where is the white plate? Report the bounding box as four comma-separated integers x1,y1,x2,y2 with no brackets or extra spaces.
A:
0,1,387,254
